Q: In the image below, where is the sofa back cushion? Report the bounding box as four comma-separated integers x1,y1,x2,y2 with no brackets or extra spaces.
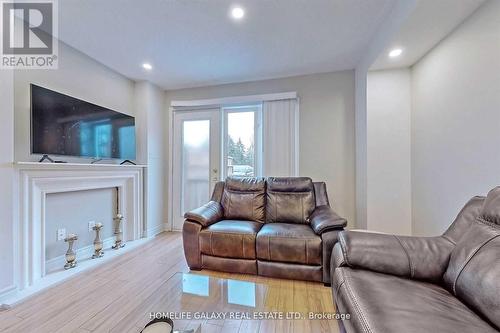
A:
444,187,500,330
221,177,266,223
313,182,330,207
443,196,485,244
266,177,315,224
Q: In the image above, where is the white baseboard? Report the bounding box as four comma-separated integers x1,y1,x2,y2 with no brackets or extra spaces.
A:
0,285,17,309
145,224,166,237
0,284,16,296
45,237,116,274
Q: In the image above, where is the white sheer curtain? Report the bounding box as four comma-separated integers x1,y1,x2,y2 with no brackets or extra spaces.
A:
262,99,299,177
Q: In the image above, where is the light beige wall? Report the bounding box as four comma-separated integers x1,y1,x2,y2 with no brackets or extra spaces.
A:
367,69,412,235
411,0,500,235
45,189,116,260
165,71,356,226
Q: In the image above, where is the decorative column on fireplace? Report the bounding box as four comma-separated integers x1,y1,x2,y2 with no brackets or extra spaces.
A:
112,187,126,249
92,223,104,258
64,234,78,269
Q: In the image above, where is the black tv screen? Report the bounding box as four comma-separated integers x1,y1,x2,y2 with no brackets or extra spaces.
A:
31,84,136,160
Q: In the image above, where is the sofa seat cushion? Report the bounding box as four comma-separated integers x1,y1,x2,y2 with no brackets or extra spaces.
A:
256,223,322,265
332,267,498,333
199,220,262,259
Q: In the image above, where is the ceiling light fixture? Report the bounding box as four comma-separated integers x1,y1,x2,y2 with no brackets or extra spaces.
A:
389,48,403,58
142,63,153,70
231,7,245,20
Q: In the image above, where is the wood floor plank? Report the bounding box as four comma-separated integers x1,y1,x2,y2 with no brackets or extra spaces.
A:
0,232,340,333
0,312,24,332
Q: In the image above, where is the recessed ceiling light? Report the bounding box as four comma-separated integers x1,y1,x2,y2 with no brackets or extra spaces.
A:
389,48,403,58
142,63,152,70
231,7,245,20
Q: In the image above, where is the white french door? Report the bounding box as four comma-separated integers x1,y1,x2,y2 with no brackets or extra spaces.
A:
172,109,221,230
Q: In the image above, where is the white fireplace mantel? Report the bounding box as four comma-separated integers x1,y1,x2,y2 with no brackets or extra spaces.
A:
9,162,147,303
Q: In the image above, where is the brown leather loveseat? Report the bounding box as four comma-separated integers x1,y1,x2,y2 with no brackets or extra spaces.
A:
331,187,500,333
183,177,347,284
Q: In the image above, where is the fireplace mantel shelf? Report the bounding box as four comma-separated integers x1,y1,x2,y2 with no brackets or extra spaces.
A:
14,161,148,169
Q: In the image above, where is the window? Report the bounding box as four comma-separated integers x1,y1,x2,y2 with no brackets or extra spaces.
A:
223,105,262,178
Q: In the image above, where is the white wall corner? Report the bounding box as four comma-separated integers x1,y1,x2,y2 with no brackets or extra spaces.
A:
354,0,417,230
354,68,368,230
367,69,412,235
135,81,168,238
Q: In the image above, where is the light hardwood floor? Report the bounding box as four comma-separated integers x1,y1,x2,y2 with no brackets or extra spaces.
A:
0,232,340,333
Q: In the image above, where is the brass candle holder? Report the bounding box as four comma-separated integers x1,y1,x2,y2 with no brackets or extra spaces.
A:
64,233,78,270
112,214,125,249
92,222,104,258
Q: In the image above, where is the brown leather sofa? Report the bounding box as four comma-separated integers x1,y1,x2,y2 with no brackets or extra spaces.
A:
182,177,347,284
331,187,500,333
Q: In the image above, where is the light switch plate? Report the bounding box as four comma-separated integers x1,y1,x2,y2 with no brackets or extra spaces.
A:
57,228,66,241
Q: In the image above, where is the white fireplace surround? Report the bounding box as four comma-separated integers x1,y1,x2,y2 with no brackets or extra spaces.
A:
13,162,145,294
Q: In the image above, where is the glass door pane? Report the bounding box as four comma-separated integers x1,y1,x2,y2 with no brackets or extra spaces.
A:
172,109,220,230
182,120,210,213
225,106,261,178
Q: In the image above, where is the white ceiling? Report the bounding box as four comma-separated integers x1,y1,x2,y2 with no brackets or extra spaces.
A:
58,0,487,89
371,0,486,70
58,0,397,90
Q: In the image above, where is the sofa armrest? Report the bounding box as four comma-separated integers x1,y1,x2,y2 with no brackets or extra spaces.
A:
182,220,203,269
309,206,347,234
336,230,455,282
184,201,223,227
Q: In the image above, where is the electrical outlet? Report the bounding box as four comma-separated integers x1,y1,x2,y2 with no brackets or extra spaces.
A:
57,228,66,241
88,221,96,232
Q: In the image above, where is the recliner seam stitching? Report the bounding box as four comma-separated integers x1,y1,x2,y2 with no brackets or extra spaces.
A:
267,190,312,194
394,235,413,278
259,235,318,240
305,240,308,265
202,230,258,236
301,196,304,223
252,193,255,221
335,274,345,296
242,236,245,258
476,217,499,229
210,233,213,256
338,234,350,267
275,195,278,223
452,234,500,294
342,269,372,333
268,236,271,261
442,235,456,245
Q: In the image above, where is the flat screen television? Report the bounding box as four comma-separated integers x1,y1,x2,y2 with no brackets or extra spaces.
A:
31,84,136,160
